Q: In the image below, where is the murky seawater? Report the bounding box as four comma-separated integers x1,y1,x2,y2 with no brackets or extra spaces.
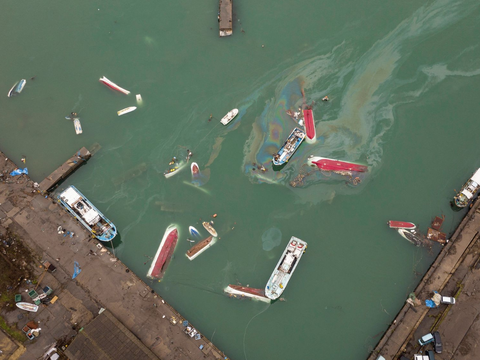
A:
1,0,480,358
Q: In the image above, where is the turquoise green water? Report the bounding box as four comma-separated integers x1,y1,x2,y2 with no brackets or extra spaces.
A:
2,0,480,358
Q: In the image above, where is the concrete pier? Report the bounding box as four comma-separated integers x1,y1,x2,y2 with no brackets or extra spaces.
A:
219,0,233,37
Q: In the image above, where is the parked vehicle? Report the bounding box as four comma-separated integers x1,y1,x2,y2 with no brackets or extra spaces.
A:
418,332,434,346
433,331,443,353
426,350,436,360
440,296,456,305
375,356,386,360
414,355,429,360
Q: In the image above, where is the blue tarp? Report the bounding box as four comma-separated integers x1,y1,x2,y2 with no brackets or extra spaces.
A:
72,261,81,279
10,168,28,176
425,299,436,308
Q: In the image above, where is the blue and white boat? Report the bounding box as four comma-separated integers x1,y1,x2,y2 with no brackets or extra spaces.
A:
272,127,306,166
265,236,307,300
58,186,117,242
189,226,201,238
7,79,26,97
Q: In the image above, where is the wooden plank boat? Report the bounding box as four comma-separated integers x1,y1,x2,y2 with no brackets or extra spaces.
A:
8,79,26,97
164,160,186,178
99,76,130,95
272,128,305,166
202,221,218,237
147,224,178,279
388,221,416,230
186,236,215,260
220,108,239,125
16,302,39,312
117,106,137,116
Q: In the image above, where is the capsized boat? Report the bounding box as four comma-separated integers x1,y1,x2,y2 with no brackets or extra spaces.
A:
202,221,218,237
164,160,186,178
191,162,199,176
308,155,368,172
189,226,201,238
397,228,423,247
388,221,416,230
265,236,307,300
117,106,137,116
58,186,117,242
7,79,26,97
453,168,480,208
99,76,130,95
220,108,239,125
272,128,305,166
186,235,216,260
224,285,271,303
303,109,316,144
147,224,178,279
16,302,39,312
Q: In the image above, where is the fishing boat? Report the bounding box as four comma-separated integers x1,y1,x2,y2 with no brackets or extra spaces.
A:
73,118,82,135
186,235,216,260
272,128,305,166
453,168,480,208
388,221,416,230
117,106,137,116
7,79,26,97
303,109,316,144
224,285,271,303
16,302,39,312
265,236,307,300
397,228,423,247
136,94,142,103
308,155,368,172
191,162,199,176
220,108,239,125
164,160,186,178
189,226,201,238
99,76,130,95
202,221,218,237
58,186,117,242
147,225,179,279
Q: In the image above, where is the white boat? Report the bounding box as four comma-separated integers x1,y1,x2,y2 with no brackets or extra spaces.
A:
202,221,218,237
186,235,216,260
73,118,82,135
146,225,178,279
117,106,137,116
136,94,142,103
453,168,480,208
265,236,307,300
220,108,239,125
8,79,26,97
16,302,39,312
164,160,186,178
99,76,130,95
224,285,271,303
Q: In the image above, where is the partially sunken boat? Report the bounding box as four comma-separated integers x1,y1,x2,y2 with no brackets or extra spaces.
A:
303,109,316,144
186,235,216,261
58,186,117,242
453,168,480,208
99,76,130,95
191,162,199,176
117,106,137,116
265,236,307,300
388,221,416,230
147,225,178,279
272,128,306,166
224,285,271,303
397,228,424,247
189,226,201,238
202,222,218,237
7,79,26,97
308,155,368,173
220,108,239,125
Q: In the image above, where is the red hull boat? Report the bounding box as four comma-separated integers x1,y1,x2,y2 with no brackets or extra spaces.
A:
224,285,271,303
147,225,178,279
388,221,416,230
303,109,316,144
308,156,368,172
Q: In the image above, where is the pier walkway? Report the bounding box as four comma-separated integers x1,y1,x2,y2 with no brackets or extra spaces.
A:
219,0,233,37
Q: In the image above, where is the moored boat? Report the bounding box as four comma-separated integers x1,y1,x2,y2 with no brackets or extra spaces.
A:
7,79,26,97
164,160,186,178
189,226,201,238
308,155,368,172
224,285,271,303
147,224,179,279
58,186,117,242
186,235,216,260
220,108,239,125
16,302,39,312
388,221,416,230
117,106,137,116
265,236,307,300
453,168,480,208
272,128,306,166
99,76,130,95
202,221,218,237
303,109,316,144
397,228,423,247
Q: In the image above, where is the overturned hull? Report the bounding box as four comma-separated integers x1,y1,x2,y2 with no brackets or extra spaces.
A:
147,225,178,279
225,285,271,303
186,236,216,261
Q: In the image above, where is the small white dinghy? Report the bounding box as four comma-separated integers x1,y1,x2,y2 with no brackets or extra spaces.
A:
73,118,82,134
117,106,137,116
16,302,39,312
220,108,239,125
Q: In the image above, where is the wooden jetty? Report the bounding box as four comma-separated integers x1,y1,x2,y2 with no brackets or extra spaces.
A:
38,147,91,193
218,0,233,37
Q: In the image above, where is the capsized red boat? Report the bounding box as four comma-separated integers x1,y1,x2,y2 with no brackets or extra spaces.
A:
388,221,416,230
307,155,368,172
303,109,316,144
224,285,271,303
147,225,178,279
99,76,130,95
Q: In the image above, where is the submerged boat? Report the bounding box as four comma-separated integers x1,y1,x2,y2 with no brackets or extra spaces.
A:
16,302,39,312
164,160,186,178
388,221,416,230
117,106,137,116
220,108,239,125
224,285,271,303
73,118,82,135
186,235,215,260
303,109,316,144
99,76,130,95
308,155,368,173
453,168,480,208
189,226,201,238
265,236,307,300
7,79,26,97
58,186,117,242
272,128,305,166
147,225,178,279
202,221,218,237
191,162,199,176
397,228,423,247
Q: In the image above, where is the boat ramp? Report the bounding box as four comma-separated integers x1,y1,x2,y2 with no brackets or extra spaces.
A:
219,0,233,37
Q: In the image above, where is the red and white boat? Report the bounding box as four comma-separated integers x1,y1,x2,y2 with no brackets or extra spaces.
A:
303,109,316,144
308,155,368,173
224,285,271,303
191,162,199,176
388,221,416,230
147,225,178,280
99,76,130,95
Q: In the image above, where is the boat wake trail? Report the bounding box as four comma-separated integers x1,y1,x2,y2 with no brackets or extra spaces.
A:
241,0,480,204
242,304,270,360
